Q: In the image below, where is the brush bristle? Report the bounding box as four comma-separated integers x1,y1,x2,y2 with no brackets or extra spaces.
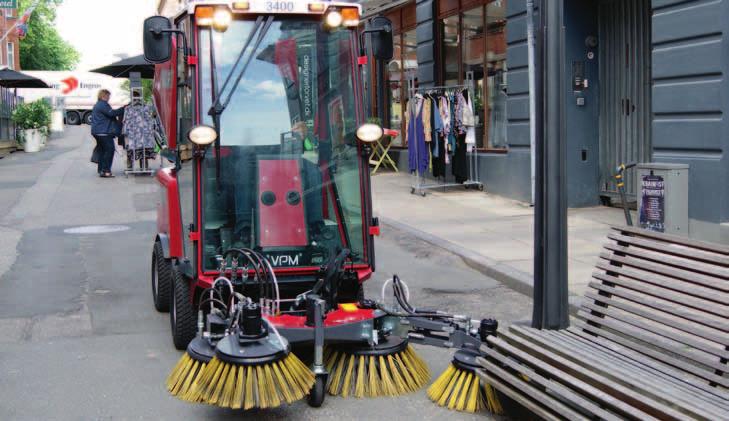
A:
427,364,503,414
187,352,314,409
166,353,210,402
325,344,430,398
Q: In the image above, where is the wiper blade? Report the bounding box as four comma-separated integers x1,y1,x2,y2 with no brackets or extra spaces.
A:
209,15,274,118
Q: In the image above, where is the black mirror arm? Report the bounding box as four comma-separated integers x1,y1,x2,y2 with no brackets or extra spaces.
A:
359,28,385,58
150,28,190,56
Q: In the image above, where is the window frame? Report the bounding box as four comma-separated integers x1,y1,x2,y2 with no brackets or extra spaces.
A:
438,0,508,153
6,42,14,70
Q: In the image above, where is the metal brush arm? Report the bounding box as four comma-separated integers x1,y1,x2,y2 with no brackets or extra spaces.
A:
405,316,483,350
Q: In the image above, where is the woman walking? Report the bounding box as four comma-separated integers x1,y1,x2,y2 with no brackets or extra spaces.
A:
91,89,125,177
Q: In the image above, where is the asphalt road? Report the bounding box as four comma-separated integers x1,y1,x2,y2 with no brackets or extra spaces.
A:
0,127,532,420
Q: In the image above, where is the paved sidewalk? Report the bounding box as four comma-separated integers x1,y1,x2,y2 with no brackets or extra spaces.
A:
372,172,636,300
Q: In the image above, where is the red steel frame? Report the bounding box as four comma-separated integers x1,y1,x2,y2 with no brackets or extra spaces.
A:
155,13,376,296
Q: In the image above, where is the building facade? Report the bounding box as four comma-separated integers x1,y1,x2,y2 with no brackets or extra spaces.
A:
0,6,21,70
365,0,729,242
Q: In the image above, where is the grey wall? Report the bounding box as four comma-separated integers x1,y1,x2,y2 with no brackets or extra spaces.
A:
416,0,437,87
651,0,729,225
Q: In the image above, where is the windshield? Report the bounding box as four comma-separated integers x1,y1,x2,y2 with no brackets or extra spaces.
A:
198,17,365,271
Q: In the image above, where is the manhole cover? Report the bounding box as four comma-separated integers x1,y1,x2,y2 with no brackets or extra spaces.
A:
63,225,130,234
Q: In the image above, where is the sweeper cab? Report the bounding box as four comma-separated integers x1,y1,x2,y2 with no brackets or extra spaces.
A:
145,0,390,347
145,1,501,412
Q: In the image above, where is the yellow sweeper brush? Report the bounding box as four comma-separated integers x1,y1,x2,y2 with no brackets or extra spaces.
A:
190,303,315,410
166,336,215,402
324,337,430,398
427,348,502,414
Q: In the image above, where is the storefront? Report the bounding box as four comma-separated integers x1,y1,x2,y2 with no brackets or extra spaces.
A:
364,0,729,242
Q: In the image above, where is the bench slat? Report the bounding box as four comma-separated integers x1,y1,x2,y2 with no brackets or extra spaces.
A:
591,271,729,318
475,368,567,421
580,300,729,359
578,309,728,372
586,284,729,333
574,319,729,388
608,233,729,266
477,348,618,420
614,226,729,255
603,243,729,282
485,335,662,420
557,328,729,408
509,326,729,420
596,257,729,304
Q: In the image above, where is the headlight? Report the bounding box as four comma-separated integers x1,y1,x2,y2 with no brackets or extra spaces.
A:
325,10,343,28
356,123,383,143
213,8,232,32
188,125,218,146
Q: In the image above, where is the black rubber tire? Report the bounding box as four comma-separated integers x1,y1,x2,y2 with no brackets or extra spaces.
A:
151,242,172,312
65,111,81,125
82,111,93,125
170,266,196,350
307,374,326,408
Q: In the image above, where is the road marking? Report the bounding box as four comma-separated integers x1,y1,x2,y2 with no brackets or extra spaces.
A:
63,225,130,234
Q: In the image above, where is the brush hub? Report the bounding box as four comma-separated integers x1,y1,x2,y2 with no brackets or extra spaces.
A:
215,330,289,365
333,336,408,357
186,336,216,363
452,348,482,371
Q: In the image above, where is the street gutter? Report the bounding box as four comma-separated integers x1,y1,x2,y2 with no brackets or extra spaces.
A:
381,217,583,316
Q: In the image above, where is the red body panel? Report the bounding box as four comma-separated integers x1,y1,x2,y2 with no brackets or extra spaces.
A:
156,168,184,258
258,159,308,248
153,39,178,150
267,307,375,329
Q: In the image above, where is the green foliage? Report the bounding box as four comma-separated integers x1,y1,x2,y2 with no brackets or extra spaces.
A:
18,0,80,70
12,99,52,132
120,79,154,104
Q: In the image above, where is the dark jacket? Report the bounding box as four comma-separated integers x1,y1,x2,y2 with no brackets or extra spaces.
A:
91,100,124,135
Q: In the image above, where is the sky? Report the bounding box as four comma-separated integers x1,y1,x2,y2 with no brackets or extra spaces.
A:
55,0,158,71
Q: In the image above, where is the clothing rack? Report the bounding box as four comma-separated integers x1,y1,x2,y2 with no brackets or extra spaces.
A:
407,77,483,196
124,89,160,177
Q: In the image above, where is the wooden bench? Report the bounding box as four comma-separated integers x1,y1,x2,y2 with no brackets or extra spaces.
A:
476,226,729,420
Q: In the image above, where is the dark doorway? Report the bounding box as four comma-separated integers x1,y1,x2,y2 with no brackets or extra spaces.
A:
598,0,652,201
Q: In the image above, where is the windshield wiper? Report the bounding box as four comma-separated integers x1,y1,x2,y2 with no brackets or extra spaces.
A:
208,15,274,188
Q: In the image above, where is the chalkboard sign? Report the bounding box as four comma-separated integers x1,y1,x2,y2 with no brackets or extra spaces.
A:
639,174,665,232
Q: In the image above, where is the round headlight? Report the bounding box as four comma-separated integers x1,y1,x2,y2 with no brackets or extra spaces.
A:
356,123,384,143
213,8,232,32
325,10,343,28
188,125,218,146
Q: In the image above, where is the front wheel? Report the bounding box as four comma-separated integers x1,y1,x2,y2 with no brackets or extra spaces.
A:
82,111,93,125
307,374,326,407
151,241,171,312
170,266,196,350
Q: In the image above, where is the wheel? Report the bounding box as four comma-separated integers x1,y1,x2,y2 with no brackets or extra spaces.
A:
82,111,93,125
421,191,427,197
307,374,326,407
170,266,196,350
478,184,484,191
410,187,416,195
151,241,172,312
65,111,81,125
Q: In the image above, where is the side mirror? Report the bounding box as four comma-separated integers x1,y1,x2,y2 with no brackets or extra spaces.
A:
370,17,393,61
144,16,173,64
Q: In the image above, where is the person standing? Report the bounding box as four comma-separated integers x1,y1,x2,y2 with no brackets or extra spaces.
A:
91,89,125,177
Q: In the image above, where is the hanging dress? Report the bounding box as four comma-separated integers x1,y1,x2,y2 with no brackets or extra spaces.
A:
407,96,428,174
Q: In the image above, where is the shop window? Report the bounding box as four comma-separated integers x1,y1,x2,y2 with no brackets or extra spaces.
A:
386,29,417,147
387,37,403,146
486,0,508,149
441,15,459,86
439,0,508,150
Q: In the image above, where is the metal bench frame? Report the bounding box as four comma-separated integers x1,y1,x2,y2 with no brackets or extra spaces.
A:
477,226,729,420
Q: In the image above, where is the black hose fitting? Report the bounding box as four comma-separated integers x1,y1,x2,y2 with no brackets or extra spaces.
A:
479,319,498,343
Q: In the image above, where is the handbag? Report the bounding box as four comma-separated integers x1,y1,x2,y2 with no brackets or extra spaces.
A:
90,143,100,164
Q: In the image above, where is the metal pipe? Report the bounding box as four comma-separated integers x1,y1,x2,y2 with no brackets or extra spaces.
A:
527,0,537,205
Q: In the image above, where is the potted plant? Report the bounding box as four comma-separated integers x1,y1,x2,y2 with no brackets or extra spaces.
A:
12,100,51,153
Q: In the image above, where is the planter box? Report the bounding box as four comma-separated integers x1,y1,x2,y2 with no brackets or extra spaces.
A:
23,129,42,153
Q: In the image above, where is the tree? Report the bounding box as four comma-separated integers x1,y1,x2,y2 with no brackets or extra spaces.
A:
18,0,80,70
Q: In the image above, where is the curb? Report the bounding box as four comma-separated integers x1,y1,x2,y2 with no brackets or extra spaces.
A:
380,217,583,315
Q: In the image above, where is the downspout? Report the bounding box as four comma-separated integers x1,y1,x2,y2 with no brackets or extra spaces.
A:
527,0,537,205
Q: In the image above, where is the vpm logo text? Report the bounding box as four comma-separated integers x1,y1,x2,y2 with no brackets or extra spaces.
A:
61,77,79,94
